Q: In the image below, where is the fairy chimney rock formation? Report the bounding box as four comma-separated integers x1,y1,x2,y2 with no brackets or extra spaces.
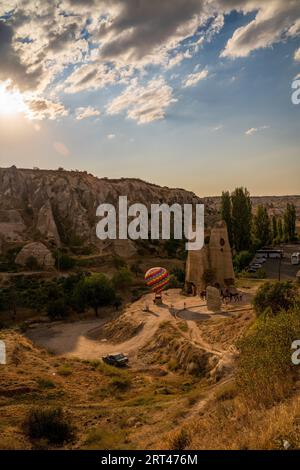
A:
185,221,234,294
209,220,235,287
15,242,55,269
36,201,61,246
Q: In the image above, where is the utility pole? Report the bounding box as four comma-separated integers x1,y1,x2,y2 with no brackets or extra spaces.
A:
278,246,282,281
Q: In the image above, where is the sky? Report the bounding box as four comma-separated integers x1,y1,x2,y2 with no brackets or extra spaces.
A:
0,0,299,197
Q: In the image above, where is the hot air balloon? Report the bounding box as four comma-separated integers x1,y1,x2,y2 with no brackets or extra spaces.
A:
144,267,170,303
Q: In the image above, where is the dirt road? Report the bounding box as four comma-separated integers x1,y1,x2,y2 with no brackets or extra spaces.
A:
26,289,248,362
26,292,172,360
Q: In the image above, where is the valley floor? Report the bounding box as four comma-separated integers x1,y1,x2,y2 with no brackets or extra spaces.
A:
3,282,300,450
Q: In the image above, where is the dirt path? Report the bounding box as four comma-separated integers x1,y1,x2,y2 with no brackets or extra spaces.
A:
26,289,247,363
26,293,171,361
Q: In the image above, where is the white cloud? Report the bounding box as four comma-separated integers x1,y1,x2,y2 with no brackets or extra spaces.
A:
245,125,270,136
1,0,300,123
53,141,70,157
64,63,121,94
25,97,68,120
107,134,116,139
294,47,300,62
75,106,101,120
182,68,208,87
220,0,300,59
211,124,223,132
166,52,186,69
245,127,258,136
107,77,177,124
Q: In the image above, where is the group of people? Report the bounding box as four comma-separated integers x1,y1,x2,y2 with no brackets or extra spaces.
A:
200,286,243,303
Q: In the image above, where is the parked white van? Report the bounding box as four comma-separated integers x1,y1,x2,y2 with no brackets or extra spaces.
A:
291,253,300,265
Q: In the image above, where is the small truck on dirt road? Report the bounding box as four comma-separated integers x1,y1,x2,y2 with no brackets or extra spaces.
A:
102,353,129,367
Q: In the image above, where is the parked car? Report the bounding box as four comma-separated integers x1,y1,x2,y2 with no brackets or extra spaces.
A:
255,257,266,264
248,267,258,273
102,353,129,367
250,263,263,269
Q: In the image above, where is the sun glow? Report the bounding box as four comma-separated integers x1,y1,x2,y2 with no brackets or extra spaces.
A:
0,80,28,116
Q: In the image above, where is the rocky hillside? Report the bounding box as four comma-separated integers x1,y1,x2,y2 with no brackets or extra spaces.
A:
0,166,205,258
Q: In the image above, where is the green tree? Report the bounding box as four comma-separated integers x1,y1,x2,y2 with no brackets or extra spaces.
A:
283,203,296,241
231,187,252,252
130,262,142,277
253,205,271,247
233,250,253,272
112,268,133,290
171,267,185,284
74,274,115,316
220,191,233,246
278,218,283,240
272,215,278,241
47,298,68,319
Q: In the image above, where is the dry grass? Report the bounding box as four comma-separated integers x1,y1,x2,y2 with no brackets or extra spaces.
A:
2,290,300,450
0,329,206,450
182,391,300,450
140,321,215,377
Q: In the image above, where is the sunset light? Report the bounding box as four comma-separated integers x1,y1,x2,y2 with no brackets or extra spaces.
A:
0,81,28,116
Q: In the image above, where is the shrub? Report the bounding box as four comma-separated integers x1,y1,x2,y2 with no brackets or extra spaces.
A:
236,309,300,406
84,428,127,449
36,378,56,389
23,407,74,444
233,250,253,272
110,376,131,392
57,364,72,376
253,281,298,316
215,381,237,401
169,428,191,450
55,253,75,271
255,268,266,279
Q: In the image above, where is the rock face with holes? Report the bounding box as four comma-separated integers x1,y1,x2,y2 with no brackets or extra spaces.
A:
206,286,222,313
185,220,235,294
0,166,214,259
209,221,235,288
15,242,55,269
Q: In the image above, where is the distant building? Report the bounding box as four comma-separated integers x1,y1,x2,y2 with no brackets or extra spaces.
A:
185,220,235,295
256,249,283,259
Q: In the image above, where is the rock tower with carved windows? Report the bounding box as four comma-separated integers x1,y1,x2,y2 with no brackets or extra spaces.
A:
185,220,235,295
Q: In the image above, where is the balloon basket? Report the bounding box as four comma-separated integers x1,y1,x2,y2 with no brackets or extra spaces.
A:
153,293,163,305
